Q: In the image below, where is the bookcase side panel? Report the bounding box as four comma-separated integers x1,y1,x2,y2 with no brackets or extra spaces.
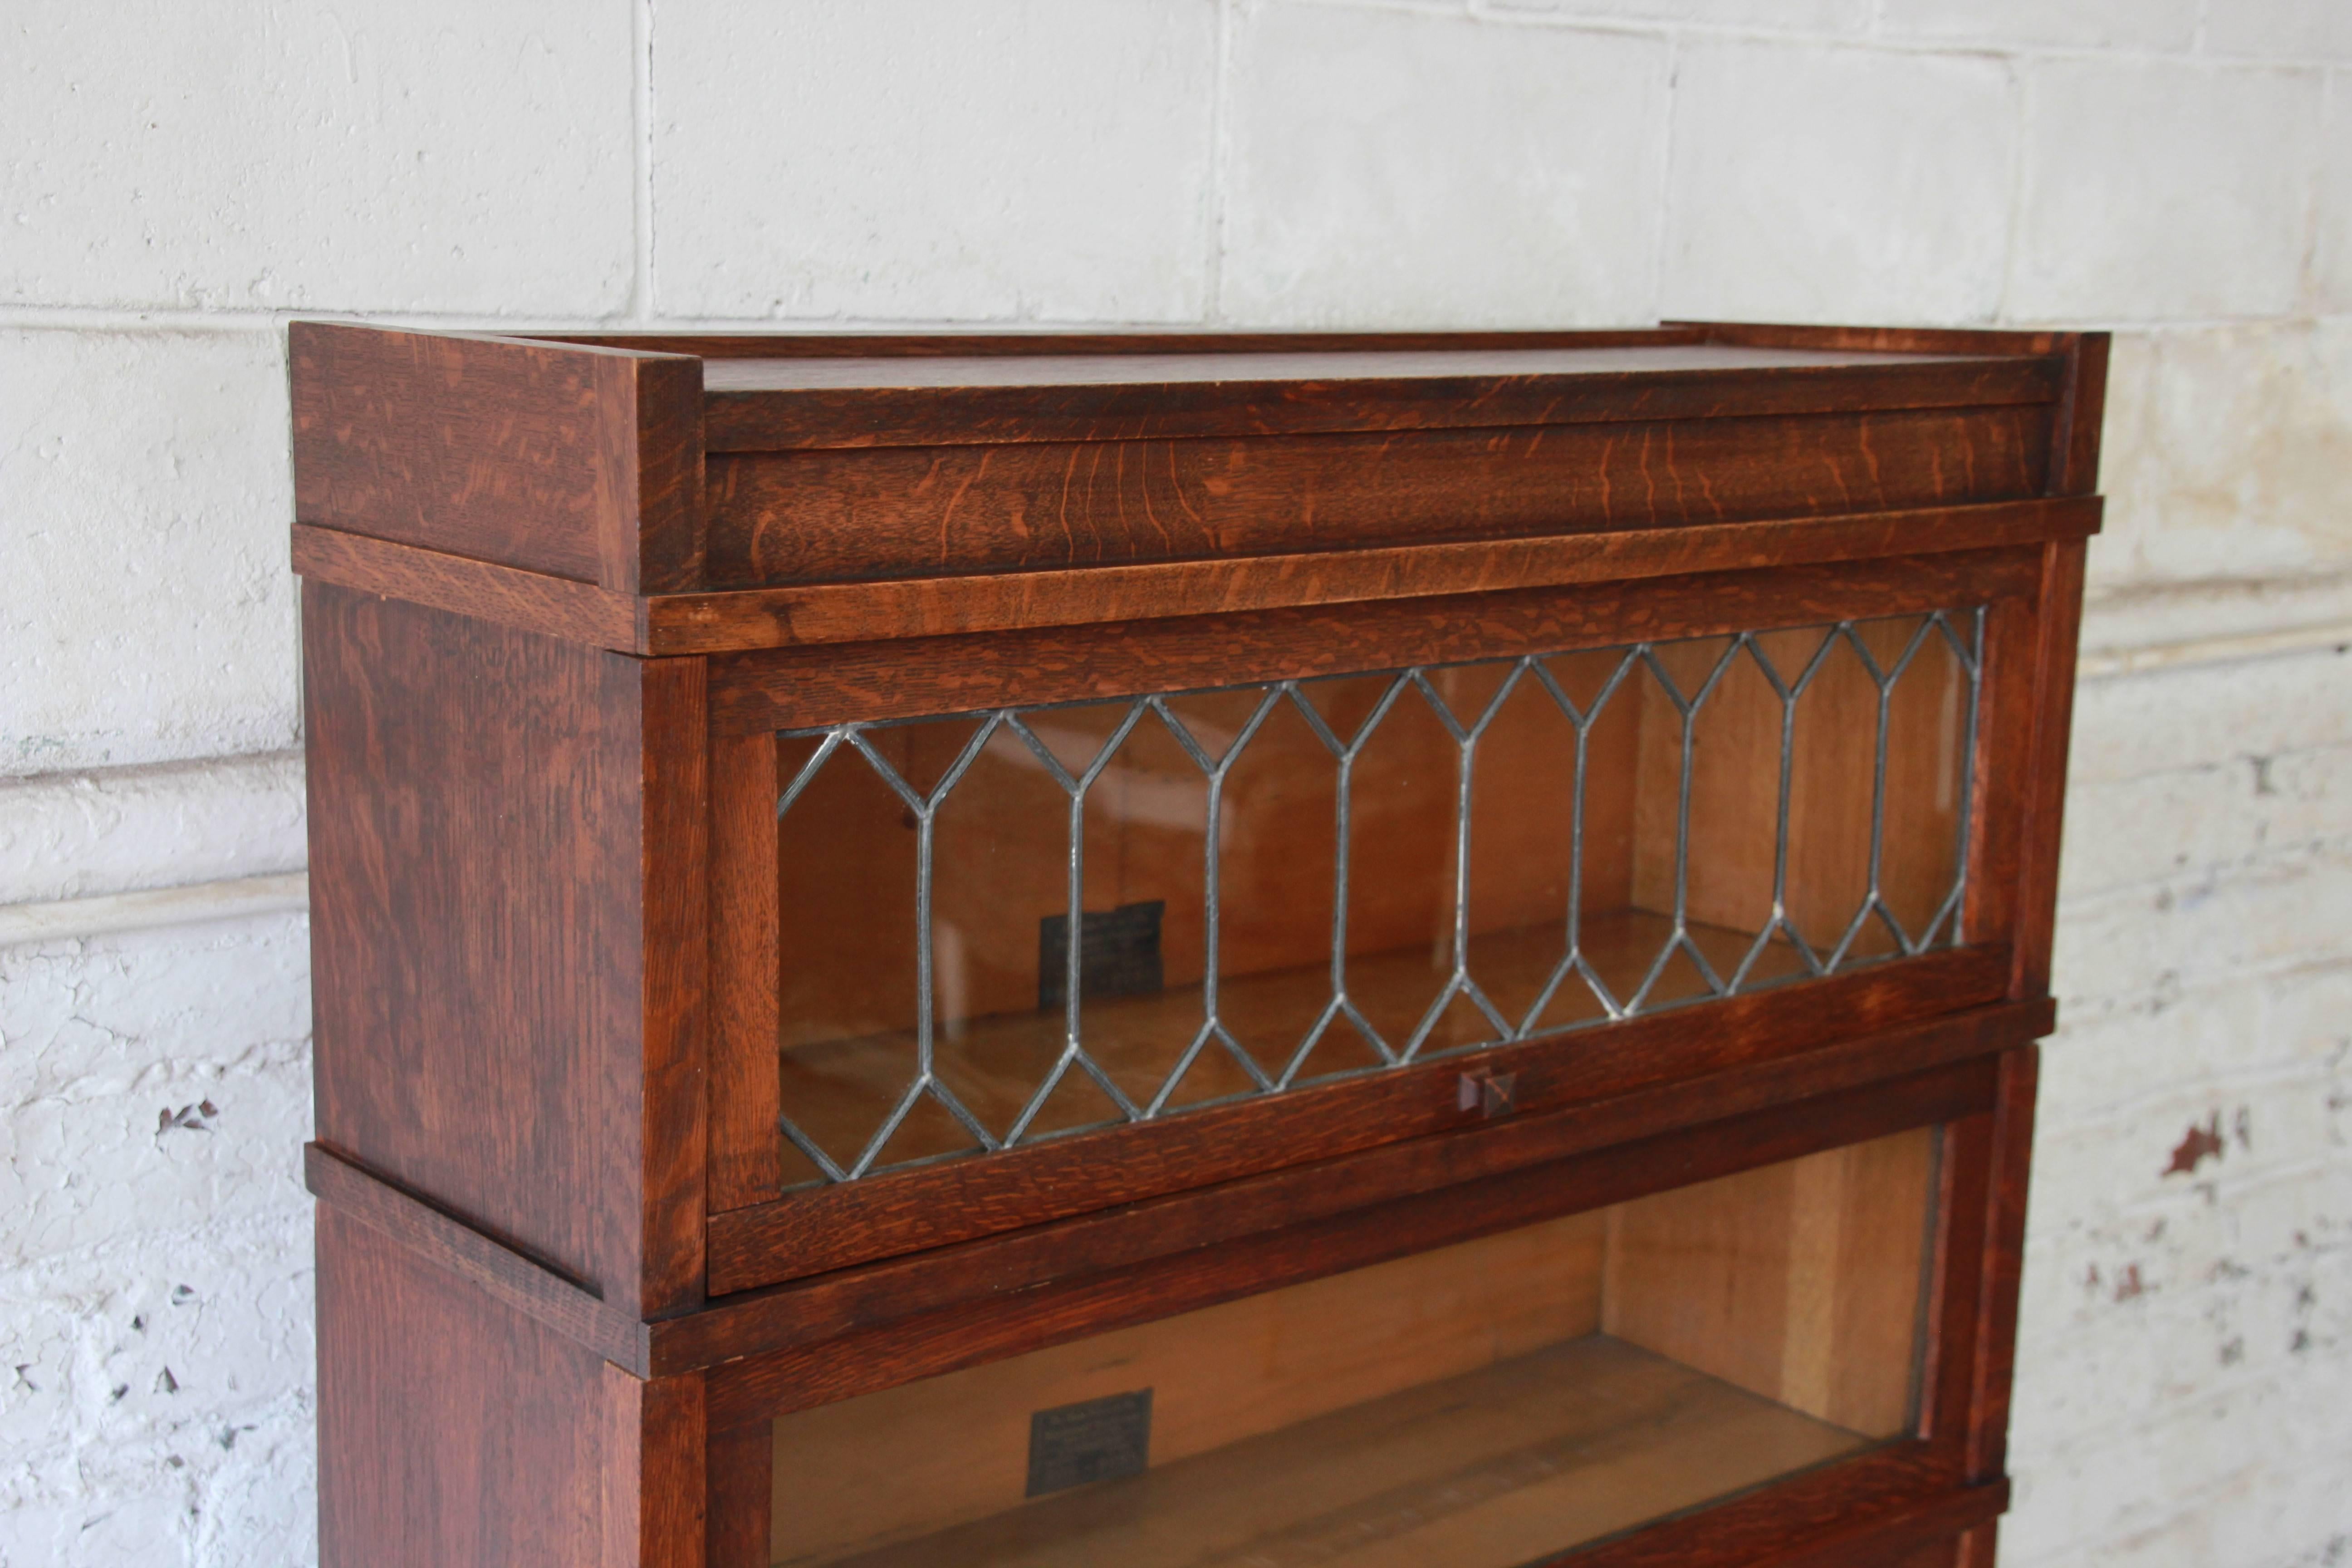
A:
317,1208,645,1568
305,582,651,1306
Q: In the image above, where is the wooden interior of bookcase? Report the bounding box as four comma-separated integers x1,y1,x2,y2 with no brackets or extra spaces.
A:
767,1126,1937,1568
768,622,1968,1179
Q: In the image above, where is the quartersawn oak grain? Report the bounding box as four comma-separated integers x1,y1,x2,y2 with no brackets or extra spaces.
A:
669,999,2045,1375
293,495,2099,657
316,1208,701,1568
703,405,2052,586
705,950,2012,1294
704,546,2046,737
688,346,2056,450
305,1142,650,1376
304,584,705,1319
703,1057,1996,1426
289,322,704,592
296,322,2101,1568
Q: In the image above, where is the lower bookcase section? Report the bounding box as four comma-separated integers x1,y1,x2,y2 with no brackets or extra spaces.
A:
764,1125,1939,1568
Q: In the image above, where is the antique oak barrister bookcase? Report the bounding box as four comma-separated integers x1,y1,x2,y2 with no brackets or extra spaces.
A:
291,322,2102,1568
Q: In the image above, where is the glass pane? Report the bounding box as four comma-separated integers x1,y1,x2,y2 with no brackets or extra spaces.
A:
766,1126,1940,1568
773,730,923,1178
928,719,1086,1148
769,610,1984,1187
1214,693,1340,1090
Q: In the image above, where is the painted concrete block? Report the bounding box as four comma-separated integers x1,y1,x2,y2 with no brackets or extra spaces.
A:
2096,322,2352,586
1876,0,2197,50
2068,646,2352,788
0,0,633,315
654,0,1216,322
2053,847,2352,1017
2008,1371,2352,1566
2058,743,2352,900
0,1223,314,1568
2205,0,2352,60
0,921,311,1260
2012,60,2324,320
2079,572,2352,661
0,915,313,1568
2038,966,2352,1136
1658,40,2014,325
0,754,306,907
2313,72,2352,312
1475,0,1868,28
0,332,299,777
1220,6,1666,326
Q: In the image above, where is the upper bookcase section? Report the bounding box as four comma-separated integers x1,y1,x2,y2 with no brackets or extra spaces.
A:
288,323,2107,657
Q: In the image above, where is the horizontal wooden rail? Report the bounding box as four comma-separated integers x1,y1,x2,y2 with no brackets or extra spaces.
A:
681,995,2046,1371
304,989,2048,1384
304,1142,652,1377
293,495,2100,656
700,1050,2006,1426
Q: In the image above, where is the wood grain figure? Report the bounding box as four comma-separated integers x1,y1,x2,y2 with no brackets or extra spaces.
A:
295,323,2098,1567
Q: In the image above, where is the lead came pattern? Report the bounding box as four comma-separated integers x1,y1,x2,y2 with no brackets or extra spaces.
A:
773,610,1984,1183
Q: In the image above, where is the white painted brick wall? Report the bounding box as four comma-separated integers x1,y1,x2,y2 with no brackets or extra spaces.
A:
2,1,636,315
1220,8,1667,326
1659,40,2016,324
2,2,2347,1563
2013,59,2326,322
655,0,1220,322
1,331,298,777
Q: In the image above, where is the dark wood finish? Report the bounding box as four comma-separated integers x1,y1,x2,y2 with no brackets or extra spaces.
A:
305,1142,650,1375
1921,1108,1998,1450
318,1207,650,1568
704,1056,1993,1428
707,951,2011,1291
305,584,705,1317
1534,1465,2004,1568
689,348,2055,451
1672,319,2088,359
2011,541,2087,1000
609,352,708,593
292,520,642,648
707,546,2045,737
704,407,2048,586
706,1423,773,1568
640,657,711,1314
1967,1046,2040,1482
667,1000,2043,1376
296,995,2041,1382
2048,335,2110,497
289,323,705,593
297,496,2095,658
538,327,1718,359
1890,1539,1963,1568
669,497,2089,653
298,323,2097,1568
1960,591,2037,960
639,1375,710,1568
709,733,784,1211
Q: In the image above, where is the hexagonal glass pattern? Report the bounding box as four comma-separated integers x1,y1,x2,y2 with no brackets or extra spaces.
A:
769,612,1982,1184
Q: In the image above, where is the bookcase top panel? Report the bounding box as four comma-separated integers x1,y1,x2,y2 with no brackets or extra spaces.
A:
510,330,2054,453
288,321,2104,656
693,343,1993,392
